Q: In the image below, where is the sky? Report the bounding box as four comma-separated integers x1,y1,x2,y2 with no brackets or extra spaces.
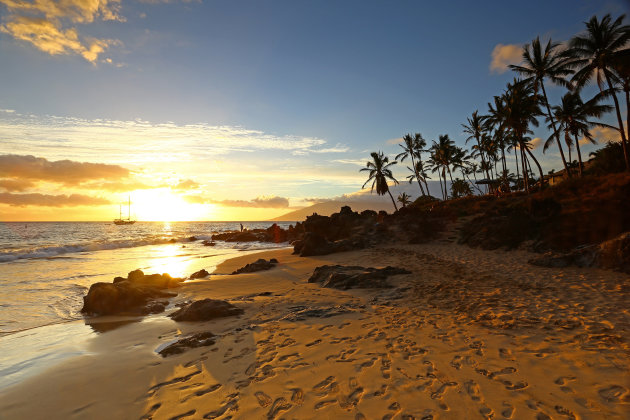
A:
0,0,629,221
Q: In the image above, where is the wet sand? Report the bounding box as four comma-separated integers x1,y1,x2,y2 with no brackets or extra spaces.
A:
0,242,628,419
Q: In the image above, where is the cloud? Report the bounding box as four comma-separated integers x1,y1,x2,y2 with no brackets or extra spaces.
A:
490,43,522,74
530,137,542,149
0,192,110,207
186,195,290,208
332,159,368,166
0,113,334,161
580,126,622,145
0,154,129,185
79,180,157,192
0,0,122,62
386,137,403,145
172,179,200,190
0,178,35,192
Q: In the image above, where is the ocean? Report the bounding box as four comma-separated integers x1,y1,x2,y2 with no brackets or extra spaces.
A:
0,221,295,335
0,221,295,388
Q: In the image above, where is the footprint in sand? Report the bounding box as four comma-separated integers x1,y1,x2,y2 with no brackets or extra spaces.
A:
598,384,629,403
306,339,322,347
203,392,239,419
499,348,514,360
290,388,304,405
501,401,515,418
182,383,222,402
267,397,292,419
479,405,494,419
464,380,482,402
313,376,339,397
255,391,273,408
554,405,577,420
450,355,463,370
140,403,161,419
169,409,196,420
339,387,364,410
314,399,336,410
144,369,202,398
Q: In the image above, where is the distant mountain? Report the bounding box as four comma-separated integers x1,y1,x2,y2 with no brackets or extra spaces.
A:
270,200,395,222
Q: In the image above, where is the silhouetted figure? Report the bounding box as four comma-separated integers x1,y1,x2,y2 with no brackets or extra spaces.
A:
240,223,244,232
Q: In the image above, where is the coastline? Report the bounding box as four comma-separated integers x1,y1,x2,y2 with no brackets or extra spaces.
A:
0,242,628,419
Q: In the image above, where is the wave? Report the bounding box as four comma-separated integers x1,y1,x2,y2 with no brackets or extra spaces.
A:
0,236,207,263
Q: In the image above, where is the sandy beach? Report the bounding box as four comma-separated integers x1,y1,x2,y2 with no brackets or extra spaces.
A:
0,235,628,420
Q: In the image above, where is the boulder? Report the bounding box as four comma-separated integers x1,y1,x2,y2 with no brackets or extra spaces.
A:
232,258,278,274
202,240,216,246
81,281,176,315
170,298,244,322
529,232,630,273
308,265,411,289
126,269,183,288
189,269,210,279
296,232,334,256
158,331,216,357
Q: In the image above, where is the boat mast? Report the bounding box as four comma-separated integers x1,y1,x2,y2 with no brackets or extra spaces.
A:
119,204,122,220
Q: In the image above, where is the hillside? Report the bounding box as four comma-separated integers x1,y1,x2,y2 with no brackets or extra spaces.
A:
270,200,395,221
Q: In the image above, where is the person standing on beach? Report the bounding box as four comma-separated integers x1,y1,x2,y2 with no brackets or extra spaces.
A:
240,223,244,232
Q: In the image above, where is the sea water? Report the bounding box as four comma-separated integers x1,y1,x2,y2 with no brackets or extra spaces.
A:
0,221,294,388
0,221,295,335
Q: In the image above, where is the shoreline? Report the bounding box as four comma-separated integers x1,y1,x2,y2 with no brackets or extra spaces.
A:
0,241,628,419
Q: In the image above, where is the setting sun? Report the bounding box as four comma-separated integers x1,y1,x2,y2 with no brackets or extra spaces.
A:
129,189,210,221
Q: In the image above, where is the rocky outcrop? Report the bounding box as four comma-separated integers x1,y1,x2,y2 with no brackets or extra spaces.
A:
232,258,278,274
308,265,411,289
169,298,244,322
82,269,183,316
529,232,630,273
158,331,216,357
211,223,300,243
189,269,210,279
81,281,177,316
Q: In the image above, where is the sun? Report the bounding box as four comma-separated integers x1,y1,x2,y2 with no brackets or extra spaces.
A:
130,189,210,221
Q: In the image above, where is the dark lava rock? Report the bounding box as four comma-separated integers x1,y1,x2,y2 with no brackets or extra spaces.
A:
170,298,244,322
158,331,216,357
308,265,411,289
202,240,216,246
295,232,334,256
529,231,630,273
280,305,354,321
189,269,210,279
81,281,176,316
232,258,278,274
188,236,198,242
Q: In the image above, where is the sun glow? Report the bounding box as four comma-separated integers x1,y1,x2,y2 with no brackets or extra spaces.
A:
129,189,211,221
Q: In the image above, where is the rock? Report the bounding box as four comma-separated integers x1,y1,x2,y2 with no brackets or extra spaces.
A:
189,269,210,279
158,331,216,357
297,232,334,256
125,269,183,288
232,258,278,274
81,281,176,315
308,265,411,289
280,305,354,321
188,236,198,242
529,232,630,273
170,298,244,322
202,240,216,246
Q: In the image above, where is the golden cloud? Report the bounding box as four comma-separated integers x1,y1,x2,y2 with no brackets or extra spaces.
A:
0,192,110,207
530,137,542,149
580,126,622,145
0,178,35,192
185,195,290,208
173,179,200,190
0,0,122,62
490,43,522,74
0,154,129,185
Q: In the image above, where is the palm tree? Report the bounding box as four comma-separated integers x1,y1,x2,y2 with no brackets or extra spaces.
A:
360,151,399,211
397,192,412,208
500,79,545,192
566,14,630,170
509,37,573,176
405,160,431,196
549,91,614,176
396,133,426,196
462,111,491,183
429,135,456,199
610,48,630,141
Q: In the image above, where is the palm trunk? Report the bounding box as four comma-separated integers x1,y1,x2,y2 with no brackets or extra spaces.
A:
476,136,491,182
514,148,520,190
625,86,630,147
574,133,584,177
442,168,448,199
436,171,444,200
520,146,529,193
387,189,398,212
541,82,571,177
604,70,630,170
525,146,544,188
410,154,425,196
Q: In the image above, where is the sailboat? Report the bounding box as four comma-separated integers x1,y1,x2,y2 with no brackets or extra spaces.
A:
114,196,136,225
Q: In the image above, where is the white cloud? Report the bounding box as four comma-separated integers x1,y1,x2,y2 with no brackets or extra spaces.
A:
490,43,522,74
580,126,623,145
386,137,403,145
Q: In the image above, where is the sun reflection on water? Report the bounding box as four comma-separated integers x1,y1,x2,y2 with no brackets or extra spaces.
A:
147,244,193,279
